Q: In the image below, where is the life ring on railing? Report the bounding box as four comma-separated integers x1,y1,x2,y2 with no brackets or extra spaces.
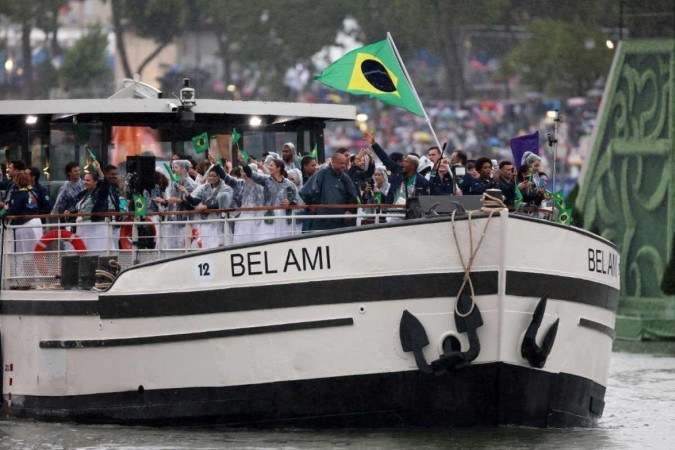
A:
191,227,203,249
34,229,87,276
119,218,157,250
34,229,87,252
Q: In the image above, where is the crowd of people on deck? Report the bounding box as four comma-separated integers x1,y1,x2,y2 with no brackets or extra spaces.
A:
0,131,551,253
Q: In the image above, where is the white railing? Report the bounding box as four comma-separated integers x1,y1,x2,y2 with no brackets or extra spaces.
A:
0,205,404,290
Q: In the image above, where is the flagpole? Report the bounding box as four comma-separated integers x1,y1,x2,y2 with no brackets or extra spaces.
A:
386,32,443,154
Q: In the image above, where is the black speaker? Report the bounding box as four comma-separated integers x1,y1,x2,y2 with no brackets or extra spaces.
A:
126,156,156,192
60,255,79,289
78,255,99,290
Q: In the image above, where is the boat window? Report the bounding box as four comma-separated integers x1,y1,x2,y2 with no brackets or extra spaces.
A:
49,124,104,182
243,131,297,160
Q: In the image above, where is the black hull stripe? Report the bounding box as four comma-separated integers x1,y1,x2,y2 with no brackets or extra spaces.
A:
506,271,619,312
7,363,606,428
0,300,98,316
39,317,353,349
578,318,615,338
0,270,619,317
99,271,499,319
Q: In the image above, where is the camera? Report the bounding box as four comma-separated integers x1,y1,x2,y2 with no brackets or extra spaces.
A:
167,102,178,112
179,78,196,108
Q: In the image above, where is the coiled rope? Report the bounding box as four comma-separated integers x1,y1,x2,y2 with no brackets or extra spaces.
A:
93,259,121,291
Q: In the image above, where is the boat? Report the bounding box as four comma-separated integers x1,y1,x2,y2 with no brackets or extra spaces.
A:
0,81,619,427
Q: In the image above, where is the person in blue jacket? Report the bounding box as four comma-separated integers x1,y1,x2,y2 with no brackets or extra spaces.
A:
4,171,43,281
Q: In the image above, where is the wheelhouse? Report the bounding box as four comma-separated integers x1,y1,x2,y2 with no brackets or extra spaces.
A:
0,96,356,198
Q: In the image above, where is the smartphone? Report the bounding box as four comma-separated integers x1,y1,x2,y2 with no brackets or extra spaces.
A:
455,166,466,177
491,159,498,170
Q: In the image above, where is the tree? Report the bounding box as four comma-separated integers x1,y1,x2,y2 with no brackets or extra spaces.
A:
0,0,68,99
347,0,510,102
501,19,614,96
109,0,195,79
59,24,114,98
194,0,349,100
0,1,41,98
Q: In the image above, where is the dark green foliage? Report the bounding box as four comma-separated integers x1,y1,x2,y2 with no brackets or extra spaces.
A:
59,25,113,98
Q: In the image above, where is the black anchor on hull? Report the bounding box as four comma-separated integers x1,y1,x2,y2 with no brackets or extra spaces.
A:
521,293,559,369
399,293,483,375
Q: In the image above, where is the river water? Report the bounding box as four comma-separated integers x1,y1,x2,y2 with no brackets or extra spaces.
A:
0,349,673,449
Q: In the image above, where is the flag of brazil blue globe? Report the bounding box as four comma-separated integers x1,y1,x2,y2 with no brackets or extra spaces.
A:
314,39,425,117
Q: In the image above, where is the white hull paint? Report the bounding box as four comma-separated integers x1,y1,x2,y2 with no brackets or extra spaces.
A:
0,212,619,426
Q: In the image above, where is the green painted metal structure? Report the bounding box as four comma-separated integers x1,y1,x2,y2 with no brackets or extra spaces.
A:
577,39,675,340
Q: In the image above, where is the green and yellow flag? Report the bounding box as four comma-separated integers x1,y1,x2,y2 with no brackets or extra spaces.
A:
192,132,209,154
557,207,573,225
552,190,566,209
309,144,318,159
314,39,425,117
239,149,250,164
133,194,148,218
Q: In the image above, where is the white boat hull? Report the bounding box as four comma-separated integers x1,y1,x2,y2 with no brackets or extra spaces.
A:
0,212,619,427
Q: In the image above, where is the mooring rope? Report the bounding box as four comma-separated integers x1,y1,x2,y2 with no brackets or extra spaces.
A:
93,259,121,291
450,195,506,317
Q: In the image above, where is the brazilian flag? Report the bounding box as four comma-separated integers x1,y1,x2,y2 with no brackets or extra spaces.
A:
314,39,425,117
192,132,209,154
309,144,318,159
133,194,148,218
552,190,567,209
557,207,573,225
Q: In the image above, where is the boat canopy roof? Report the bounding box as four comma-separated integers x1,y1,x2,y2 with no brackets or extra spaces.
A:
0,98,356,122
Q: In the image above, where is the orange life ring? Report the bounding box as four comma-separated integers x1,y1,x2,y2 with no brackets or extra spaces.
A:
119,218,157,250
34,229,87,252
191,227,203,249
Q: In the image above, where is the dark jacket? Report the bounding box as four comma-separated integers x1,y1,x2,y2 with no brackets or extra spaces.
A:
497,178,516,206
6,188,40,225
74,179,112,222
431,172,455,195
32,182,52,215
468,177,496,195
300,166,358,230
